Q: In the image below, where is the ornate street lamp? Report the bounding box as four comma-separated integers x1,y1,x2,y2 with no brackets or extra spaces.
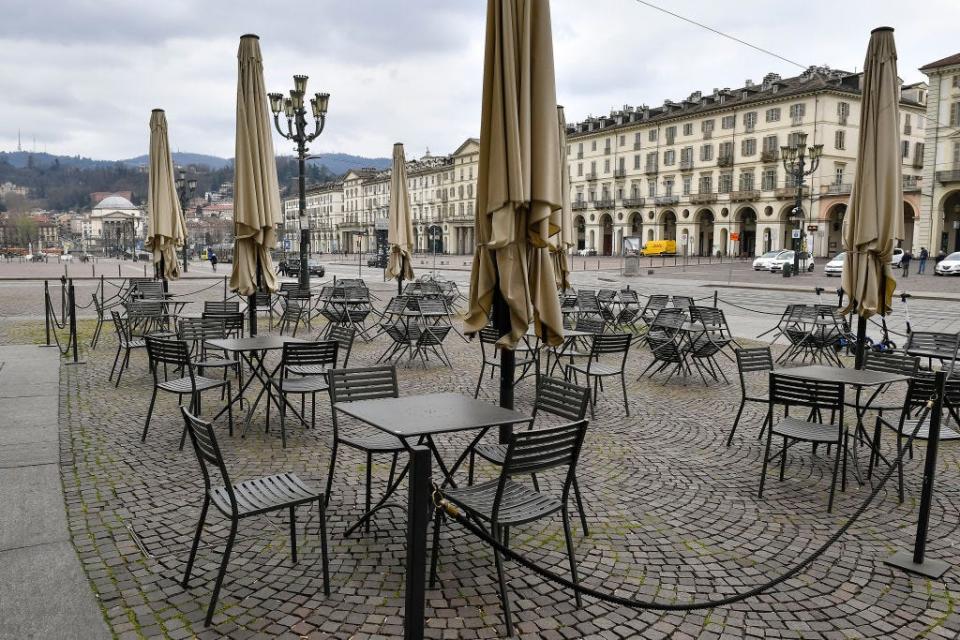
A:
175,167,197,272
781,132,823,274
269,76,330,289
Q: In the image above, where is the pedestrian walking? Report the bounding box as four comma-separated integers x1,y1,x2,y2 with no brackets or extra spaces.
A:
918,247,928,274
209,252,218,272
901,249,912,278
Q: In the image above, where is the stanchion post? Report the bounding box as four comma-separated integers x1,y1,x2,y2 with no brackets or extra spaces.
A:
223,276,228,300
404,446,431,640
65,278,84,365
885,370,950,578
42,280,52,347
713,290,718,308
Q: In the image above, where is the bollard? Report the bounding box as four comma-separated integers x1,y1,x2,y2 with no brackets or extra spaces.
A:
92,263,95,277
223,276,228,300
596,259,600,270
404,446,431,640
41,280,54,348
66,278,84,365
60,276,67,322
118,264,121,278
713,290,718,308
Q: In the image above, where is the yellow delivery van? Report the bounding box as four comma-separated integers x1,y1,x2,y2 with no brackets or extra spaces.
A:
641,240,677,256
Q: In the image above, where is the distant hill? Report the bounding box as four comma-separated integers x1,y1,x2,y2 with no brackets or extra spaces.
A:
307,153,391,175
120,152,232,170
0,151,115,170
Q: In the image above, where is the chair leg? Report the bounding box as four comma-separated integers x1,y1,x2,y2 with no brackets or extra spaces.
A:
289,506,298,564
318,498,330,597
727,398,747,446
181,495,210,588
204,519,238,627
279,392,287,449
109,345,122,382
364,451,373,534
324,440,339,505
758,425,774,499
561,507,583,609
572,477,589,536
492,526,513,637
468,450,475,486
141,387,158,442
779,435,787,481
896,433,905,503
429,506,443,588
474,362,485,398
620,374,629,416
225,382,234,437
828,434,844,513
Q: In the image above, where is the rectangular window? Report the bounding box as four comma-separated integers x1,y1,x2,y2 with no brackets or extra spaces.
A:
835,164,845,185
701,119,715,136
648,180,656,197
604,138,611,153
718,141,733,161
664,149,676,165
719,173,733,193
665,126,677,144
739,171,755,191
648,129,658,142
646,151,657,170
954,141,960,165
835,130,845,150
683,122,693,136
788,131,803,147
902,141,909,158
618,157,625,172
700,144,714,161
634,132,642,147
903,113,911,134
604,159,610,173
681,147,693,164
682,176,692,195
619,134,625,147
741,138,757,156
591,160,597,174
837,101,850,125
721,115,735,129
789,103,806,122
762,135,779,155
761,168,777,190
743,111,758,131
914,142,924,165
634,154,641,169
765,107,781,123
664,178,674,197
950,102,960,127
577,163,583,176
699,174,712,193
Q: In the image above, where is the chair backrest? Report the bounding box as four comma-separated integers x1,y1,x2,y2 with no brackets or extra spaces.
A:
597,289,618,303
650,308,685,330
905,331,960,357
280,282,300,294
672,295,695,311
644,294,669,312
178,317,226,343
619,289,639,305
203,311,244,337
419,298,447,316
534,376,590,421
863,351,920,376
283,340,338,369
769,373,844,414
145,335,192,368
328,365,399,404
254,291,272,308
479,326,501,345
418,324,451,345
590,332,632,356
111,310,131,343
204,300,240,314
180,408,235,509
577,291,600,312
690,306,725,328
384,296,410,315
136,281,165,299
498,420,589,511
328,325,356,366
736,347,773,374
575,317,605,334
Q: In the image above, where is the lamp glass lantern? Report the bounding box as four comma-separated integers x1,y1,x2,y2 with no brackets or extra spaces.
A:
268,92,284,114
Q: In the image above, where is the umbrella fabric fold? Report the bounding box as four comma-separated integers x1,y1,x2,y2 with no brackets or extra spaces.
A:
230,34,281,297
385,142,415,283
145,109,186,281
841,27,903,319
553,105,572,290
464,0,564,349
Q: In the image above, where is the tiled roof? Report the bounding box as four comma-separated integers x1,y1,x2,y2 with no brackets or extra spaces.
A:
919,52,960,72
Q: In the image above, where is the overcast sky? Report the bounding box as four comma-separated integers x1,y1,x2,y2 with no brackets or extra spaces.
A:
0,0,956,162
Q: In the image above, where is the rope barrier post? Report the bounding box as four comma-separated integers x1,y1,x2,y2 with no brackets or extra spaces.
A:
41,280,55,348
60,275,66,322
65,278,84,365
886,370,950,578
223,275,228,300
713,290,718,308
404,445,431,640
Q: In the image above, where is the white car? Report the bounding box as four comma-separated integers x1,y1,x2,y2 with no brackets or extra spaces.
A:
890,247,904,268
824,252,845,277
752,250,786,271
769,251,815,272
935,252,960,276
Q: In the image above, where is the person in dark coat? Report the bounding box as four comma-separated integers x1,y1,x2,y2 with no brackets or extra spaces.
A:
901,249,912,278
918,247,928,274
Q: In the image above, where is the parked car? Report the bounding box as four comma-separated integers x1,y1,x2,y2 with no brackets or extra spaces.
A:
278,258,301,277
752,250,786,271
824,252,845,277
641,240,677,256
306,259,325,277
769,251,815,272
890,247,904,268
577,248,597,256
935,252,960,276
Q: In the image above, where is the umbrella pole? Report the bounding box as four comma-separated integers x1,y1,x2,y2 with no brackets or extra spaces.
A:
493,269,515,444
398,273,403,297
854,311,867,369
249,253,261,337
159,254,168,294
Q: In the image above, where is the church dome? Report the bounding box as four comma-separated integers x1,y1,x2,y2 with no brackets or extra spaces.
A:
94,195,137,210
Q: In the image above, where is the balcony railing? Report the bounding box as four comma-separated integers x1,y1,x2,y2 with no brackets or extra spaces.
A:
826,183,852,195
654,195,679,206
644,164,658,175
690,193,717,204
572,201,588,211
680,160,694,171
633,142,642,150
904,125,912,135
717,156,733,168
774,186,798,199
760,150,779,162
585,172,598,181
622,196,645,207
902,175,921,191
702,130,713,140
614,168,627,178
594,199,616,209
913,158,924,169
936,170,960,183
729,190,760,202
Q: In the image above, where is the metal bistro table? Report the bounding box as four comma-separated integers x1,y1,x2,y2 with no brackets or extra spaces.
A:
207,335,309,445
776,364,910,482
333,392,531,536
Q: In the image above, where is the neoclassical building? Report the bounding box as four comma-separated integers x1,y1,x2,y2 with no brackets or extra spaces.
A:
566,65,927,258
917,53,960,255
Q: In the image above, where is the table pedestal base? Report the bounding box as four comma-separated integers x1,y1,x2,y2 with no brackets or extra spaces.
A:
885,551,950,579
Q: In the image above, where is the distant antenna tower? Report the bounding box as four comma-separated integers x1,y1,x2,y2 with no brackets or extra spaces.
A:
17,129,21,152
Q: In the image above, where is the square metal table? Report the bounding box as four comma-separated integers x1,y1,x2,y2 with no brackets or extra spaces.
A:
207,335,308,446
334,392,531,535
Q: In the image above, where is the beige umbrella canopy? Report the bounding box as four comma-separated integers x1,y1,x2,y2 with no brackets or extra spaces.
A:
230,34,281,298
554,105,572,290
464,0,564,349
145,109,186,281
385,142,415,285
841,26,903,320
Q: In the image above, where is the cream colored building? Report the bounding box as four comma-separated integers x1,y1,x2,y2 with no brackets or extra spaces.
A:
566,66,926,258
917,53,960,256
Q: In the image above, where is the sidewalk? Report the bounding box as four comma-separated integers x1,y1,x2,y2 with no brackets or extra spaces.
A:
0,346,109,640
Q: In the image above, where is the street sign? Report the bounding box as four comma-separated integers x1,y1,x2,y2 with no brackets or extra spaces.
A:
807,225,819,232
283,239,291,250
792,230,802,239
730,232,740,241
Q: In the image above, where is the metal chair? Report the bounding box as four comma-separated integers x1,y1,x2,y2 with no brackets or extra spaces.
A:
904,331,960,372
142,336,234,449
725,347,773,446
469,375,592,533
276,299,308,337
565,333,632,418
640,294,670,326
326,366,406,533
177,317,241,396
203,310,244,338
672,295,695,314
108,310,146,387
268,341,338,447
204,300,240,315
179,408,328,627
430,420,589,637
411,324,453,367
759,373,846,512
474,327,536,398
849,351,919,417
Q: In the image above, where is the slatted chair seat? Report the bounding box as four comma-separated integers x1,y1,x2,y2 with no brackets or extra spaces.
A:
285,363,331,376
210,472,320,517
158,375,229,394
277,375,329,394
444,478,562,526
566,361,620,377
889,418,960,441
472,443,508,464
339,429,405,452
772,416,841,442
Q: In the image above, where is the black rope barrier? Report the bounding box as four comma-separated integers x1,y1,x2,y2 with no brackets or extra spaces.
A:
714,297,785,316
433,405,934,612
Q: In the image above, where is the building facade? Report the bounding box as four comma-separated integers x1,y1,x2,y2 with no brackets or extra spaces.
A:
917,53,960,256
566,66,926,258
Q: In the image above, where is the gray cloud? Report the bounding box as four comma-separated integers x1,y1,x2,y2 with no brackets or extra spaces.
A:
0,0,956,161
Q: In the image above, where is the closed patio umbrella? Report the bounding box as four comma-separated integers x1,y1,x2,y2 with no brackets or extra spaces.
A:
145,109,186,284
841,26,903,366
231,34,281,335
554,104,572,290
385,142,415,293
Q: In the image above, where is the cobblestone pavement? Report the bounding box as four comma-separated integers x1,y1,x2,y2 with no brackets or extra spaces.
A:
37,275,959,639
